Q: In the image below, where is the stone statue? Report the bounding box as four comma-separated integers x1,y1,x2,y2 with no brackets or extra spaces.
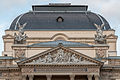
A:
71,54,79,63
14,23,27,44
45,53,53,63
94,23,106,44
55,49,64,63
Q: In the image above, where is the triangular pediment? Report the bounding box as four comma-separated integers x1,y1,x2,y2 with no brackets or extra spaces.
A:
2,34,14,39
18,45,103,65
107,34,118,39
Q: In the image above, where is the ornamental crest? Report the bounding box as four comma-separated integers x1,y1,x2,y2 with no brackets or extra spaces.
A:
96,49,106,58
15,49,25,59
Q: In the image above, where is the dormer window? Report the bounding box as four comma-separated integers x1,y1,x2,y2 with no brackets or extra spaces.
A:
57,17,64,22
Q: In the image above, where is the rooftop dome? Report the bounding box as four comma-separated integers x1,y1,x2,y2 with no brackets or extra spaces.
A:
9,3,111,30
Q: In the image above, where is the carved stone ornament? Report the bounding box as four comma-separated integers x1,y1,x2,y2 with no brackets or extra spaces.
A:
29,49,95,64
96,49,106,58
94,23,106,44
15,49,25,59
14,22,27,44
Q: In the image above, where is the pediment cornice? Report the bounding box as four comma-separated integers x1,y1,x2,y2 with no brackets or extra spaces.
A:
107,34,118,39
18,44,103,66
2,34,14,39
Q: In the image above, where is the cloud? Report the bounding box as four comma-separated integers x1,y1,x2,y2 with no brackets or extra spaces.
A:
0,26,3,29
0,0,27,8
0,24,7,56
56,0,120,28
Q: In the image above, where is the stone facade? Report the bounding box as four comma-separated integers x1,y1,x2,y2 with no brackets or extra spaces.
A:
0,3,119,80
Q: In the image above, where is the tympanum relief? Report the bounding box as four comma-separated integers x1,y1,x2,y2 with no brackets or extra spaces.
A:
28,49,95,64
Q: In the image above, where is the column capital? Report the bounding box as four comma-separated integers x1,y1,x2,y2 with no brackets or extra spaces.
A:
28,75,34,77
22,75,27,77
87,75,93,77
28,75,34,80
69,75,75,78
87,75,93,80
46,75,52,80
22,75,27,80
46,75,52,78
69,75,75,80
94,75,99,80
94,75,99,77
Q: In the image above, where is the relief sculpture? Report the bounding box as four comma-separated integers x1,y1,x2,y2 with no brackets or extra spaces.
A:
29,49,93,64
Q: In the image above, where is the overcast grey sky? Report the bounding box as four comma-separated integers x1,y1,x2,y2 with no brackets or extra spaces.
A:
0,0,120,55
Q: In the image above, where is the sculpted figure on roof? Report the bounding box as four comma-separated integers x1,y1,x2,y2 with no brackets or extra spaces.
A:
94,23,106,44
14,23,27,44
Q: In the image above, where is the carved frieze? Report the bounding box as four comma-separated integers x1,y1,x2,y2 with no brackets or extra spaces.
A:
22,68,34,73
2,72,20,77
15,49,25,59
34,68,88,73
87,68,99,73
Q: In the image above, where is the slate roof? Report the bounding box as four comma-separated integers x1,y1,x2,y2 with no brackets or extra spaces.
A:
0,56,16,60
103,65,120,68
103,56,120,60
9,4,111,30
27,40,93,48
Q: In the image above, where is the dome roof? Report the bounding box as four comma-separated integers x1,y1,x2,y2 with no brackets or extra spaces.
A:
9,4,111,30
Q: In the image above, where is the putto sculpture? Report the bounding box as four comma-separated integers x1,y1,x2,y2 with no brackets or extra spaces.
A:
94,23,106,44
14,23,27,44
